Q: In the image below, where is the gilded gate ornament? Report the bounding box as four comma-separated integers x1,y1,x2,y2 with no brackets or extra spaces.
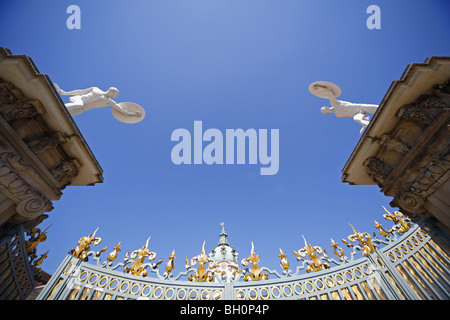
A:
165,250,176,275
342,224,377,256
107,242,121,262
124,237,162,277
186,241,215,282
374,220,392,238
278,248,290,271
26,226,50,259
382,206,412,234
33,251,48,267
241,242,268,281
38,204,450,301
330,238,345,258
68,227,105,261
294,235,329,273
32,251,49,277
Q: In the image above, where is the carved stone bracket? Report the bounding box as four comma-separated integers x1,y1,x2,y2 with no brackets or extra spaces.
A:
380,133,411,154
26,134,61,156
363,157,392,187
391,151,450,218
0,79,39,122
50,160,79,189
0,152,53,223
391,189,427,217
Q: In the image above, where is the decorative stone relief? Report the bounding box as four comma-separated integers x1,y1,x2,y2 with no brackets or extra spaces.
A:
397,80,450,128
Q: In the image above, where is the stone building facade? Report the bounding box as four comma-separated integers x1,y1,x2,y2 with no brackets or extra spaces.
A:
0,47,103,299
342,56,450,235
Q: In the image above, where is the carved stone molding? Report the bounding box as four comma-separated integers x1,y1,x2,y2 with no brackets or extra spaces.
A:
0,152,53,222
363,157,392,187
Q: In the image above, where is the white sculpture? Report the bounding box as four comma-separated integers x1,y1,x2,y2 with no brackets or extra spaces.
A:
53,83,145,124
309,81,378,134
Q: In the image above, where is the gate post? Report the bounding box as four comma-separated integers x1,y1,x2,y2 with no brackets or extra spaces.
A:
366,253,406,300
36,255,79,300
224,282,234,300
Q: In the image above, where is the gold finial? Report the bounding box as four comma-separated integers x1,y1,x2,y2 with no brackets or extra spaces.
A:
220,222,225,232
107,242,121,262
330,238,345,258
278,248,290,271
165,250,176,274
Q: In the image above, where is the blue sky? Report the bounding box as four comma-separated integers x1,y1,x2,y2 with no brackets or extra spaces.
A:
1,0,449,274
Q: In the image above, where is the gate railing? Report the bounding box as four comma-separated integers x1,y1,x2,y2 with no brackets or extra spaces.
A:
36,210,450,300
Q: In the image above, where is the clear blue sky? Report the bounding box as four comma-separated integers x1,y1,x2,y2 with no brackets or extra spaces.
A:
1,0,449,274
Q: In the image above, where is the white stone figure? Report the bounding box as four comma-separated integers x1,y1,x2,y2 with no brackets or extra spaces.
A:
309,81,378,134
53,83,145,124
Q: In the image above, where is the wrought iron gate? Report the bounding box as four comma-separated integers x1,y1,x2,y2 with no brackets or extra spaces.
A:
36,213,450,300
